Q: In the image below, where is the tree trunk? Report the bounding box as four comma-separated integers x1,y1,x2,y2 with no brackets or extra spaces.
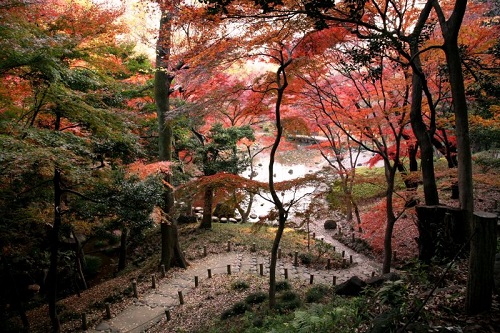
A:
155,8,186,269
160,222,188,270
199,187,213,229
466,212,497,314
71,229,87,290
4,258,29,331
409,45,439,205
118,226,128,271
436,0,473,237
48,168,62,333
382,166,397,274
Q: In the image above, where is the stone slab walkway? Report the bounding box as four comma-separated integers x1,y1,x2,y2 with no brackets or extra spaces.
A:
88,239,381,333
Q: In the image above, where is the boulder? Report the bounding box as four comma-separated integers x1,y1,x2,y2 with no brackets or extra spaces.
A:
211,216,219,222
220,217,228,223
229,218,237,223
335,276,366,296
288,169,293,174
324,220,337,230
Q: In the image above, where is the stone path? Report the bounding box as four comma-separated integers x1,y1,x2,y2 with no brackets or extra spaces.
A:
89,238,381,333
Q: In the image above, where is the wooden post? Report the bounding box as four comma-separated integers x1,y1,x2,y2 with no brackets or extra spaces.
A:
312,232,316,239
227,241,231,252
333,246,336,252
178,290,184,305
278,247,282,259
327,258,331,270
350,255,353,264
161,264,166,278
466,212,498,314
343,258,347,266
342,250,345,258
81,313,87,331
309,274,314,284
294,251,298,266
332,276,337,286
227,264,231,275
165,309,171,321
132,279,138,298
252,243,256,252
207,269,212,278
284,268,288,279
203,245,207,257
105,303,111,319
194,276,199,288
351,233,355,242
372,271,375,277
259,263,264,276
151,274,156,289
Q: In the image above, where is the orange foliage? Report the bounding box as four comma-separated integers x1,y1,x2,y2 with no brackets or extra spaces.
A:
127,161,171,179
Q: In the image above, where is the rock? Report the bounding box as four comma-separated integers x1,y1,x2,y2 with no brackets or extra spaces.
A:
211,216,219,222
220,217,228,223
229,218,237,223
195,213,203,220
366,272,401,287
288,169,293,174
249,213,258,219
235,216,242,222
335,276,366,296
324,220,337,230
194,206,203,213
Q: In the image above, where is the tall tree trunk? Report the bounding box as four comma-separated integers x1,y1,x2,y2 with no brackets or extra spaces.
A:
48,168,62,333
118,226,128,271
268,51,292,308
199,186,213,229
409,45,439,205
155,8,186,269
3,258,29,331
71,229,87,290
382,165,397,274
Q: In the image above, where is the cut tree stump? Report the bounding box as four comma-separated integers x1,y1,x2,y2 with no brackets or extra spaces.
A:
466,212,497,314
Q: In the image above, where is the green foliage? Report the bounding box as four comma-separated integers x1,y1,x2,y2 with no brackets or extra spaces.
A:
231,280,250,291
84,255,103,276
375,280,408,307
275,280,291,292
305,284,330,303
221,301,250,320
188,123,255,176
299,252,313,265
245,291,268,305
275,291,302,313
473,150,500,172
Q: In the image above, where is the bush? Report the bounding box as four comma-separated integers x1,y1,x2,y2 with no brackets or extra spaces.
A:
275,280,291,292
221,301,250,320
276,291,302,313
84,255,102,276
231,280,250,291
245,291,268,305
299,252,313,265
306,284,330,303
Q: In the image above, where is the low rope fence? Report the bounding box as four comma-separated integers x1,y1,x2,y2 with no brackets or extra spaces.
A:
81,234,378,332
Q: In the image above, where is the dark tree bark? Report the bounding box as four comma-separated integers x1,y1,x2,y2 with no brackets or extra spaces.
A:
268,48,292,308
71,229,87,290
118,226,128,271
47,168,62,333
408,0,440,206
199,187,214,229
155,8,187,270
434,0,473,237
466,212,497,314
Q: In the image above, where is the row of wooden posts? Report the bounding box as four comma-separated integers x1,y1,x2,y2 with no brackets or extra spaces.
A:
81,235,378,330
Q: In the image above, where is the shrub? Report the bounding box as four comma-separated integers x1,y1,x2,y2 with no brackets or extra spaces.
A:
299,252,313,265
221,301,250,320
231,280,250,291
306,284,330,303
245,291,268,305
276,291,302,313
84,255,102,276
275,280,291,292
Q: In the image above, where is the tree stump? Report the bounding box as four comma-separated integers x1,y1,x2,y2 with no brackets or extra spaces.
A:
466,212,497,314
416,205,466,262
